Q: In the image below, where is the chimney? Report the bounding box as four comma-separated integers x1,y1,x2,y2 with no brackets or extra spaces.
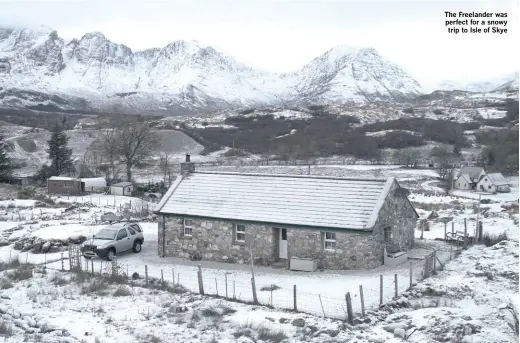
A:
181,153,195,176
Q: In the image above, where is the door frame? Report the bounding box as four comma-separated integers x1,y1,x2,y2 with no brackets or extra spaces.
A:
277,227,288,260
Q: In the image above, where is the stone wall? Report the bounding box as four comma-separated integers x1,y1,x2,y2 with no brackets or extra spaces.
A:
373,181,418,254
287,229,381,270
159,216,277,265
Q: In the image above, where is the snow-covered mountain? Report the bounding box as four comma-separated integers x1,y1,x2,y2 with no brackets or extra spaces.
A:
429,72,518,93
0,26,424,114
492,74,519,92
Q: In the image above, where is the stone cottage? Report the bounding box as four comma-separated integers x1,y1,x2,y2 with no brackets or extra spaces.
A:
154,156,419,270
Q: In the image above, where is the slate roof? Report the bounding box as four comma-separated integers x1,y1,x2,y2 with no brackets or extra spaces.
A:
460,167,484,182
154,172,401,231
485,173,509,186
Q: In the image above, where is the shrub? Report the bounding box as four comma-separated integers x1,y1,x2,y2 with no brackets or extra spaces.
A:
113,285,132,297
81,279,108,295
201,306,221,318
482,232,508,247
402,107,414,114
433,109,444,115
0,278,13,289
0,259,20,272
257,326,288,343
8,265,33,281
50,274,70,286
16,187,36,199
0,320,13,337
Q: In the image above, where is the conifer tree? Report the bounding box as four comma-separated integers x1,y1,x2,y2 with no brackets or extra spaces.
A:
0,135,12,181
47,123,74,176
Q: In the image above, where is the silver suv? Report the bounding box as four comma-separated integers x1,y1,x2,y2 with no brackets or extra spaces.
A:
81,222,144,261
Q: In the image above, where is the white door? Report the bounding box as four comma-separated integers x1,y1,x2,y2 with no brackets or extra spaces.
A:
279,228,288,259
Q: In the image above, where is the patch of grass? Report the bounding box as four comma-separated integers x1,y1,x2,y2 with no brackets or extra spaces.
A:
140,335,161,343
482,232,508,247
50,274,70,286
0,320,14,337
113,285,132,297
201,306,221,318
81,279,108,295
0,259,20,272
8,265,33,281
0,278,14,290
260,284,281,292
257,325,288,343
412,201,464,211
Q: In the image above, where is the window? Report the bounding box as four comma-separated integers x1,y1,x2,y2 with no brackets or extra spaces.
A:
324,232,336,250
235,224,246,242
128,227,136,235
131,224,142,233
488,185,491,189
384,227,393,242
117,229,128,240
63,182,73,189
183,219,193,236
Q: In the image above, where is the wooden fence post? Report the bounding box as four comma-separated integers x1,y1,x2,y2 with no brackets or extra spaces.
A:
293,285,298,312
409,262,413,289
172,268,175,284
433,251,437,273
251,277,258,304
225,274,228,298
359,285,365,316
463,218,468,249
424,257,429,279
61,252,64,271
379,275,383,306
233,281,236,299
198,265,205,295
91,259,94,275
478,221,483,242
345,292,353,325
145,265,148,286
161,269,164,283
444,222,447,241
319,295,325,317
394,274,398,298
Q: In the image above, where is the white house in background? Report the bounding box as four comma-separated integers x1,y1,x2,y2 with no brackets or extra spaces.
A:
80,177,107,192
111,182,133,196
476,173,511,193
453,174,472,190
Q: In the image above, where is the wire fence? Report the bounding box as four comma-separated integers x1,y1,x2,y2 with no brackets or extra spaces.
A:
18,247,458,322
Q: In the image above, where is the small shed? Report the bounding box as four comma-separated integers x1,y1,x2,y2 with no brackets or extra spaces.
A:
47,176,83,195
476,173,510,193
111,182,133,196
80,177,107,193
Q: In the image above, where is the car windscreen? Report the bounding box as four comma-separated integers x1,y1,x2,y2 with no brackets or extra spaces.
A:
94,229,117,240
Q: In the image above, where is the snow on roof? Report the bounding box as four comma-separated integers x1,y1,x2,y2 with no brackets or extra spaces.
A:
112,182,133,187
485,173,509,186
155,171,396,231
80,177,107,188
460,166,484,181
457,174,472,184
48,176,79,181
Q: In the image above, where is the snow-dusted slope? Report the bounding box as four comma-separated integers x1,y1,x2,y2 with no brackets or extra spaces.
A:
0,26,424,113
493,74,519,92
430,72,518,93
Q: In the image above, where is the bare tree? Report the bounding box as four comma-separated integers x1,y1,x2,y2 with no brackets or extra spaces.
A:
431,145,456,193
159,150,174,186
393,148,422,168
95,116,120,181
117,118,158,182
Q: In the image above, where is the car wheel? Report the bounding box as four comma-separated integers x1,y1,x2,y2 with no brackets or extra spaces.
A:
106,248,116,261
133,241,142,253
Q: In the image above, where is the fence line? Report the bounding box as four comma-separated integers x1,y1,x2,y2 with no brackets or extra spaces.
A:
24,245,463,321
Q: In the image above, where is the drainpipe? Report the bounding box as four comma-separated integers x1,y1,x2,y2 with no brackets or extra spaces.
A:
162,216,166,257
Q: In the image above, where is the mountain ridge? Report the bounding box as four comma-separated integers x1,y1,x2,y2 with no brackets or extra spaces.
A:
0,25,460,114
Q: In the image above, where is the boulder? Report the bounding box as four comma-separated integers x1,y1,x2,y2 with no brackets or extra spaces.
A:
291,318,306,327
393,328,406,339
41,242,51,253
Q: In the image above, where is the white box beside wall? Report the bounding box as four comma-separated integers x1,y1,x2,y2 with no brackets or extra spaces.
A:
289,257,318,272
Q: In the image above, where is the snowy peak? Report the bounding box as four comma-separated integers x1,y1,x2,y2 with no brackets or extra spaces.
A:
294,45,423,104
1,27,426,113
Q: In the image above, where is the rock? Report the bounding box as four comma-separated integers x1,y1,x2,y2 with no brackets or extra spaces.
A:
31,242,42,253
291,318,306,327
327,329,340,337
394,328,406,339
48,246,61,253
306,325,319,333
132,272,140,280
62,330,71,337
265,316,275,322
40,322,56,333
279,318,289,324
383,323,398,333
368,338,386,343
0,240,9,247
41,242,51,253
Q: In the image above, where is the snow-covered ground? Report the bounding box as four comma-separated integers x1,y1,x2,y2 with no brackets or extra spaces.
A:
0,166,518,342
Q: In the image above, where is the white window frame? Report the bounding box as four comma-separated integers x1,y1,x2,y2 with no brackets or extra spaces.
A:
324,231,336,250
235,224,246,242
183,218,193,236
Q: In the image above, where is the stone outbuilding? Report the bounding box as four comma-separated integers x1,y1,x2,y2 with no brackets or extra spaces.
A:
154,157,419,270
47,176,83,195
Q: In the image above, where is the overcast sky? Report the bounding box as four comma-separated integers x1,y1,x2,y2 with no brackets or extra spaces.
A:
0,0,518,86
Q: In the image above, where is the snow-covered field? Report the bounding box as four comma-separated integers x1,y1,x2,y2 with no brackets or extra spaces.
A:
0,166,518,342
